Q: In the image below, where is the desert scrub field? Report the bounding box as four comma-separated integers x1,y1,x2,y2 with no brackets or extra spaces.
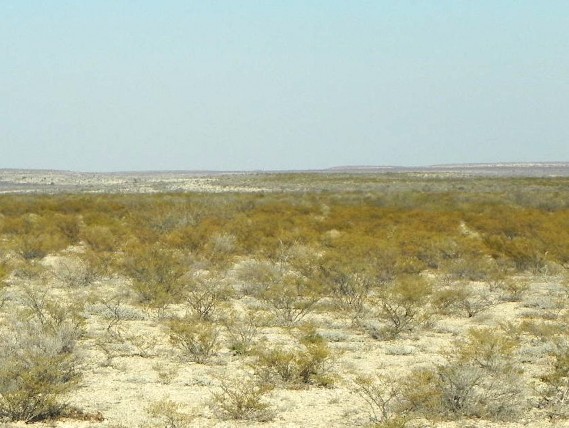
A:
0,173,569,427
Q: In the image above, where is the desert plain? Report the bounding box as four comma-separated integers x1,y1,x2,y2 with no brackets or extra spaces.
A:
1,165,569,427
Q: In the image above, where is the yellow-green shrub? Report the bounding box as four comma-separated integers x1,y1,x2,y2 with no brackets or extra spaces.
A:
370,275,432,339
121,244,187,306
0,319,82,422
211,376,274,421
168,317,219,363
252,330,334,388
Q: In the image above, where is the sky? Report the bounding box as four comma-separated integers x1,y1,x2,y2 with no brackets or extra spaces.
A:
2,1,569,172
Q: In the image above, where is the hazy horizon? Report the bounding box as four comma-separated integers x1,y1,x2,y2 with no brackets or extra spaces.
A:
4,161,569,176
2,2,569,172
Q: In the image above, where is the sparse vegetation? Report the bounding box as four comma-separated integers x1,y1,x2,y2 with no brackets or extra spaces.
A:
0,173,568,426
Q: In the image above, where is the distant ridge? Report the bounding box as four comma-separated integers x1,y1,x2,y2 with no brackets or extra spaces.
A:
2,162,569,194
325,162,569,176
430,162,569,168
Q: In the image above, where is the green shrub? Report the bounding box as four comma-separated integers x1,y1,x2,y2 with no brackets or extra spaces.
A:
253,330,334,388
210,376,273,421
168,317,219,363
369,275,432,339
184,273,232,321
221,310,266,356
354,375,406,427
432,283,493,318
540,341,569,419
145,399,194,428
0,320,82,422
122,244,187,306
400,328,525,421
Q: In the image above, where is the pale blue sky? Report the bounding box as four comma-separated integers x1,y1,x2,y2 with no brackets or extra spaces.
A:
2,1,569,171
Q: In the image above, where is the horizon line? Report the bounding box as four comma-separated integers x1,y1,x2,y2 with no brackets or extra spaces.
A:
2,161,569,175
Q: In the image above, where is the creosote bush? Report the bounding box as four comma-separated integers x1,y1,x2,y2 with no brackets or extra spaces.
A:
13,232,68,260
369,275,432,339
53,255,100,287
0,319,82,422
221,309,266,355
400,327,525,421
210,376,274,422
253,327,334,388
355,374,407,427
496,277,531,302
184,272,232,321
253,255,325,325
168,316,220,363
145,399,194,428
19,285,85,345
432,283,493,318
327,271,373,322
235,258,281,296
259,275,323,325
0,255,10,285
540,340,569,418
121,244,187,306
